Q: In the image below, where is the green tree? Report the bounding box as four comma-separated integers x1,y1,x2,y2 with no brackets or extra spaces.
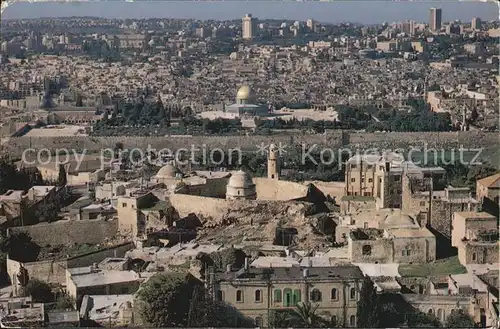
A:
357,276,381,327
136,272,198,327
26,279,53,303
445,309,476,328
288,302,326,328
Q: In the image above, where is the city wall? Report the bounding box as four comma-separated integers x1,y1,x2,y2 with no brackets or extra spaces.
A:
3,131,497,158
9,219,118,246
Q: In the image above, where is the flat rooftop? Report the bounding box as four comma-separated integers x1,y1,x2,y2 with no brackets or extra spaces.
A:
216,266,364,282
387,227,435,238
24,126,88,137
455,212,496,220
70,269,140,288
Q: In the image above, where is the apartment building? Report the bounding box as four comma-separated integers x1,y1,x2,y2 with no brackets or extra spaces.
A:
213,263,364,327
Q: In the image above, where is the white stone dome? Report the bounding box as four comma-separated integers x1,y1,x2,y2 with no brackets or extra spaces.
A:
236,85,252,101
226,170,256,200
384,213,415,227
156,163,180,179
228,170,255,189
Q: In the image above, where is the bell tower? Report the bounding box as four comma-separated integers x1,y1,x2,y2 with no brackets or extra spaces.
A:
267,144,280,180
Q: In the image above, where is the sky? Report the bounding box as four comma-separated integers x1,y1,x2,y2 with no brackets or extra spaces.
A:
2,1,499,24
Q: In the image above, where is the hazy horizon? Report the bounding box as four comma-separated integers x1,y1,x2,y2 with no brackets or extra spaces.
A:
2,1,498,24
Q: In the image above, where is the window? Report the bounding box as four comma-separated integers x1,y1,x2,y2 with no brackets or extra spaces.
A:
216,290,224,301
351,178,355,182
402,248,411,256
428,309,434,316
236,290,243,302
351,164,357,169
437,309,444,321
362,245,372,256
292,289,301,306
472,253,477,261
331,288,338,300
122,202,127,207
284,288,293,307
394,175,401,182
368,178,373,183
350,315,356,326
331,315,338,326
350,288,356,300
420,201,426,206
255,289,262,302
255,316,263,327
274,289,282,303
364,222,368,229
367,165,373,169
310,289,322,302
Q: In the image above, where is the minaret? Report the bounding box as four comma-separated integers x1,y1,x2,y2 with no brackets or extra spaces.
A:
267,144,280,180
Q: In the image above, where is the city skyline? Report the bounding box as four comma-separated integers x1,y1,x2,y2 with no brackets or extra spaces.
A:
2,1,497,23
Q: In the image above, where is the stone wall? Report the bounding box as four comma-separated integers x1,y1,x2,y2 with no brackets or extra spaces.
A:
6,242,133,286
9,219,118,246
253,178,309,201
3,131,497,159
169,194,232,218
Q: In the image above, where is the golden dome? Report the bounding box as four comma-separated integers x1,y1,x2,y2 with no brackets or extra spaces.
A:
236,85,252,100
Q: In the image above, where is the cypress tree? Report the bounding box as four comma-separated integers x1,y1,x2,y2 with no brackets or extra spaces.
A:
357,275,381,327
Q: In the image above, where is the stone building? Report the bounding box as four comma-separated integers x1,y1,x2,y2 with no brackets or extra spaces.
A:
451,212,498,265
225,85,269,118
226,170,256,200
212,264,364,327
344,153,445,209
346,213,436,264
117,191,178,237
476,173,500,217
267,144,280,180
402,175,479,238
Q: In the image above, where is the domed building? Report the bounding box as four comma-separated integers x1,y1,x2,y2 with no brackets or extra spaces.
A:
226,170,256,200
225,85,269,118
154,163,182,185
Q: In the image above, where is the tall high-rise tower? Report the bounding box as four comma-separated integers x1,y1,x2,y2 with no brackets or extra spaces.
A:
242,14,257,40
268,144,280,180
429,8,442,32
471,17,482,31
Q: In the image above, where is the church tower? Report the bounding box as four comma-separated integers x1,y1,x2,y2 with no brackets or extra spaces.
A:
268,144,280,180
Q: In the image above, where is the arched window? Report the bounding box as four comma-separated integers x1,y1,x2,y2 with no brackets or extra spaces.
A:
293,289,301,306
216,290,224,301
350,287,356,300
437,309,444,321
428,308,434,316
274,289,282,303
255,316,263,327
472,252,477,261
349,315,356,326
236,290,243,302
255,289,262,302
284,288,292,307
310,288,322,302
362,245,372,256
331,288,338,300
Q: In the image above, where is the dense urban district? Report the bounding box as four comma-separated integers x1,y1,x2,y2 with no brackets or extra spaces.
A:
0,6,498,329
